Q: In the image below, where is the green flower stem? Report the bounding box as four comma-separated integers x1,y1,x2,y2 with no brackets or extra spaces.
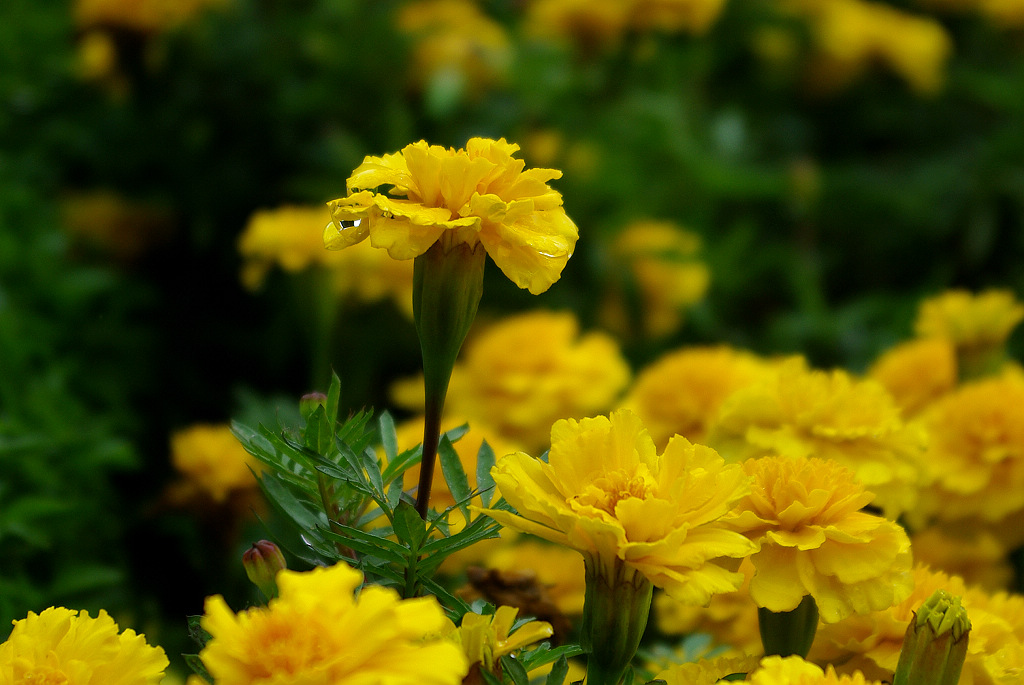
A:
412,237,486,519
581,557,653,685
759,594,819,658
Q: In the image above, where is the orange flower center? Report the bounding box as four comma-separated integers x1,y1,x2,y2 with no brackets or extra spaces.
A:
572,467,655,516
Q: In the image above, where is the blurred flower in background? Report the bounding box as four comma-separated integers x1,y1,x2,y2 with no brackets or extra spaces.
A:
61,190,174,263
600,219,710,340
166,423,260,505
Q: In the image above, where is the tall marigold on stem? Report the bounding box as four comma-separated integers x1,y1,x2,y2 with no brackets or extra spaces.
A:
478,409,756,685
325,137,578,518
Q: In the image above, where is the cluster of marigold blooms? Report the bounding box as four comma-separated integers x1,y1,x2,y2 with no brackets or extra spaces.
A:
11,136,1024,685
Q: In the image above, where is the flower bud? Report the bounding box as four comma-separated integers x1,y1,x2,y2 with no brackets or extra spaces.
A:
243,540,287,599
894,589,970,685
300,392,328,421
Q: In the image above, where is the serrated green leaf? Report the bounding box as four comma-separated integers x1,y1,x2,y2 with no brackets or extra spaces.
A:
501,654,530,685
386,471,405,509
182,654,213,683
419,575,472,616
334,438,373,492
378,411,398,463
545,655,569,685
319,524,409,564
360,446,385,499
438,435,471,519
476,439,496,507
381,445,422,484
519,644,585,670
258,472,325,532
326,372,341,426
392,500,428,551
187,615,212,648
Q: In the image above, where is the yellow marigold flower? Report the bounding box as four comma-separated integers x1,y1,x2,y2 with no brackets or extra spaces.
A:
915,371,1024,522
620,345,771,449
654,654,760,685
601,220,710,339
238,205,415,311
525,0,633,52
446,606,554,676
728,456,913,623
707,357,926,516
910,525,1013,592
915,289,1024,379
169,424,260,503
393,310,631,453
478,409,756,604
868,338,957,417
749,655,886,685
481,539,587,617
325,138,578,296
654,557,763,654
197,561,468,685
1,606,168,684
398,0,511,96
814,565,1024,685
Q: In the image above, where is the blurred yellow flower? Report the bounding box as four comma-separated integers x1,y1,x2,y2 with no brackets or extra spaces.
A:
325,138,578,295
1,606,168,685
74,0,226,34
479,410,756,604
197,561,468,685
654,654,760,685
620,345,771,449
446,606,553,677
728,456,913,623
398,0,511,96
915,289,1024,378
814,565,1024,684
169,424,259,504
393,310,631,453
707,358,926,516
480,539,588,617
601,220,710,339
917,0,1024,27
910,525,1013,592
749,655,886,685
238,205,415,312
631,0,729,34
654,557,763,654
915,371,1024,522
784,0,952,94
868,337,957,417
61,190,173,263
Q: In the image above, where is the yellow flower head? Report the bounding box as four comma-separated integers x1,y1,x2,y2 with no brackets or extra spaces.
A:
915,371,1024,522
707,357,926,516
479,409,756,605
814,565,1024,684
748,655,886,685
325,138,579,295
619,345,771,449
654,557,763,654
1,606,168,685
170,424,260,503
393,310,631,453
602,220,710,339
654,654,760,685
447,606,554,673
480,539,588,617
915,289,1024,351
728,456,913,623
398,0,512,95
910,525,1013,592
868,337,957,417
197,561,468,685
74,0,226,34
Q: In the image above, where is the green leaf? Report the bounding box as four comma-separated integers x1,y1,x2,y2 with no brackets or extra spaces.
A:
258,472,326,532
187,615,212,648
520,644,585,670
392,500,429,551
303,405,333,455
545,655,569,685
381,445,422,484
326,372,341,426
379,411,398,464
319,524,409,565
438,435,471,519
386,470,405,509
476,439,496,507
501,654,530,685
182,654,213,683
419,575,472,617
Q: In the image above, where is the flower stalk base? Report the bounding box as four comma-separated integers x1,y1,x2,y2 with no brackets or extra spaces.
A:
412,238,486,518
580,557,653,685
758,594,819,658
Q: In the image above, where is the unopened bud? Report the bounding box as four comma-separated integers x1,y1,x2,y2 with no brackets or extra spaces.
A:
300,392,328,421
894,589,971,685
243,540,287,599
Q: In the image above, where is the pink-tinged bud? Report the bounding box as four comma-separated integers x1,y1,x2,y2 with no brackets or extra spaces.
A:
300,392,328,421
243,540,287,599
